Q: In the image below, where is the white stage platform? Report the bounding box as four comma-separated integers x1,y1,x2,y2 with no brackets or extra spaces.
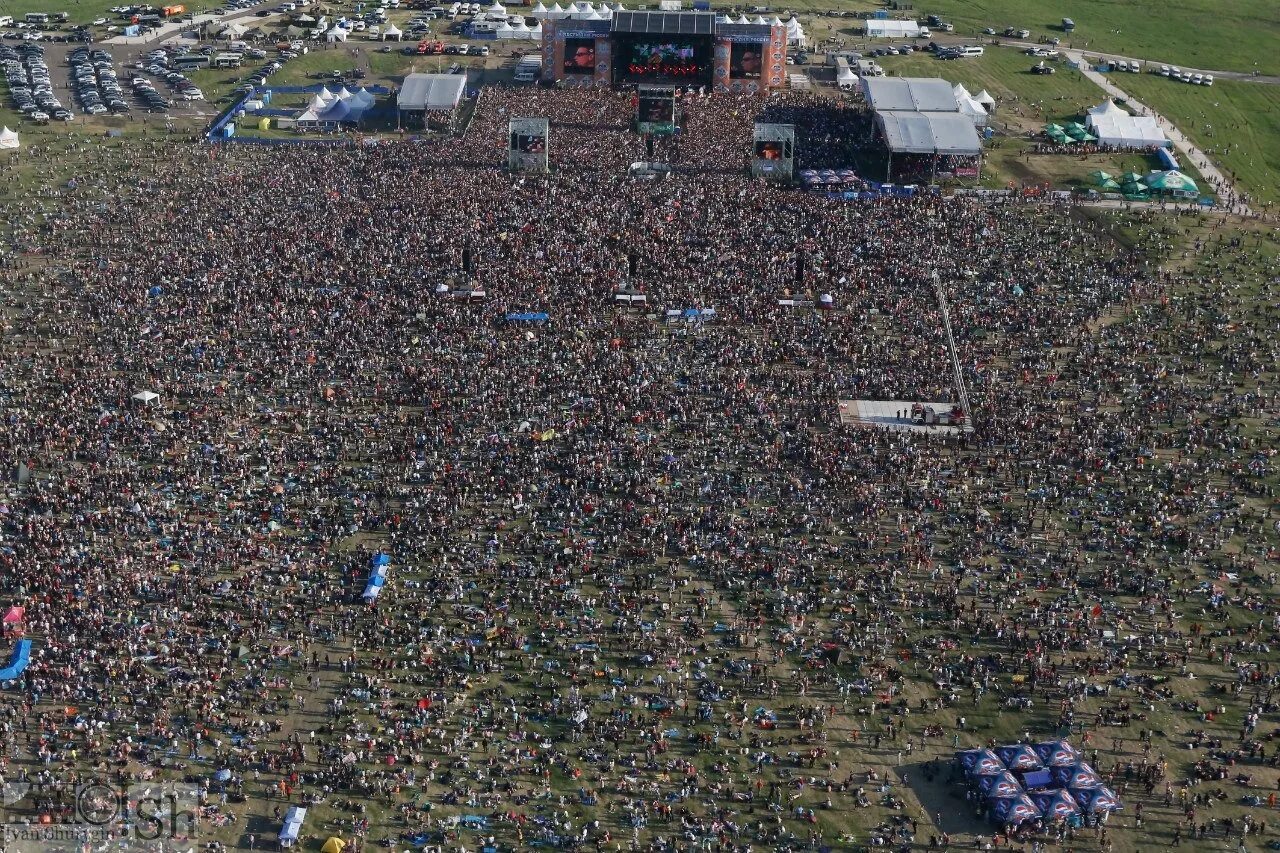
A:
838,399,964,434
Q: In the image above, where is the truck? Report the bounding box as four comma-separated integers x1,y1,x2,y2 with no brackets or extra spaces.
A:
514,54,542,82
1061,17,1074,32
910,403,966,426
162,4,185,16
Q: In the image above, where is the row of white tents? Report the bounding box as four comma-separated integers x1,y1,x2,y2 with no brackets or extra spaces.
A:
952,83,996,127
296,85,377,126
515,1,805,43
494,19,543,39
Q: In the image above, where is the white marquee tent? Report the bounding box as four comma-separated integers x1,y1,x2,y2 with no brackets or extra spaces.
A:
0,127,18,150
382,23,402,39
1085,99,1167,148
865,19,924,38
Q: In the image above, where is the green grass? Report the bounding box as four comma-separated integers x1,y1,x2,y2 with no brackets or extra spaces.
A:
1106,73,1280,208
892,0,1280,76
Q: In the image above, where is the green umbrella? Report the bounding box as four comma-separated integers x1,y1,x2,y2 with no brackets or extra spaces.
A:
1121,182,1148,196
1088,169,1112,184
1097,178,1122,191
1044,123,1065,134
1119,171,1145,184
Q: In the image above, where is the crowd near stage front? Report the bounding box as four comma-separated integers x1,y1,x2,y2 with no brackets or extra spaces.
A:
542,10,787,92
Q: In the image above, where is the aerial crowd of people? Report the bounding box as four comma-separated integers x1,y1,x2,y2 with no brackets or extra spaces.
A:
0,86,1277,853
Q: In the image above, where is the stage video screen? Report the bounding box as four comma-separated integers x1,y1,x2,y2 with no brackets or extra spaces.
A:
730,42,763,79
511,133,545,153
637,94,675,126
563,38,596,74
620,37,710,82
754,139,787,160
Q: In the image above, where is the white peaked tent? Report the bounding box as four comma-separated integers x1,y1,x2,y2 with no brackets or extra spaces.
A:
751,15,767,24
495,21,515,37
325,26,348,41
596,6,611,18
531,1,549,18
549,3,566,18
335,86,354,100
735,12,750,23
769,15,783,25
0,127,18,150
131,390,160,406
486,0,507,13
382,23,402,39
1087,98,1125,119
321,98,351,122
952,83,971,100
512,18,531,33
715,13,731,23
349,88,376,110
529,22,542,36
307,93,329,111
974,90,996,108
219,21,247,37
785,17,805,45
956,93,988,126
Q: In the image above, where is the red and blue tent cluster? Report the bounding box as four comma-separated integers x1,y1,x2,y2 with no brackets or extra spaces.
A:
0,639,32,682
363,553,391,604
955,740,1121,830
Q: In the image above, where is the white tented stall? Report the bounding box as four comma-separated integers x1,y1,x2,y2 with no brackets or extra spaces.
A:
1085,100,1167,148
865,19,924,38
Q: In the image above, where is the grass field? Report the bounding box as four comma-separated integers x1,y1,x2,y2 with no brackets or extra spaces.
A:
1109,73,1280,208
890,0,1280,76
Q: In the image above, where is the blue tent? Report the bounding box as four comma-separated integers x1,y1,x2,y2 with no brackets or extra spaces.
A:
0,639,32,682
957,749,1005,778
1072,785,1121,813
1051,762,1103,790
988,793,1042,826
1034,740,1079,768
996,743,1044,772
1031,788,1081,820
363,553,390,602
505,312,549,322
976,771,1023,799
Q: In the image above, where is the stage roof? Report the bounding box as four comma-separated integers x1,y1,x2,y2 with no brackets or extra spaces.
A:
876,110,982,155
397,74,466,112
861,77,958,112
612,10,716,35
717,22,773,38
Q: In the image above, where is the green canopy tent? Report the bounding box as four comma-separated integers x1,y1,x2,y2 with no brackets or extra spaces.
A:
1064,122,1092,140
1121,182,1148,198
1145,169,1199,194
1119,171,1145,184
1097,177,1122,191
1088,170,1113,184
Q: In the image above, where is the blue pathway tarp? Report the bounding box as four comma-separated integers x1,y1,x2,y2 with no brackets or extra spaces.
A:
364,553,390,602
506,312,549,322
0,639,32,682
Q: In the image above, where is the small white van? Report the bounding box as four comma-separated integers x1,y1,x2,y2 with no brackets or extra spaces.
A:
959,46,984,57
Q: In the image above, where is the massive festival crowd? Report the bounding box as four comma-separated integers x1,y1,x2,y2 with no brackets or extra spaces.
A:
0,85,1277,853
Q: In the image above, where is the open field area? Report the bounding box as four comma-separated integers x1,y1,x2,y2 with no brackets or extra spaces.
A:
2,98,1280,849
894,0,1280,76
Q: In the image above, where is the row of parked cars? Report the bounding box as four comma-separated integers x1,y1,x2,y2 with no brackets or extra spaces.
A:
1155,64,1213,86
2,43,71,121
70,46,130,115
